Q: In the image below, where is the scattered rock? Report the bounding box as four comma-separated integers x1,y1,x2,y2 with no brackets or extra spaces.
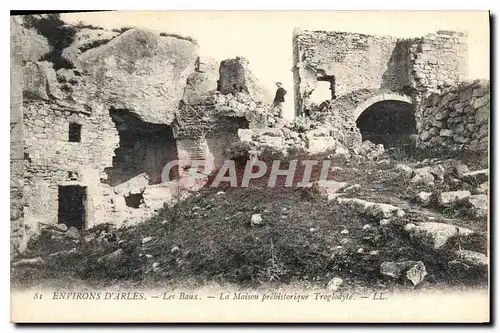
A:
142,236,154,244
416,191,433,206
326,277,344,291
337,198,405,219
430,165,445,182
343,184,361,194
395,164,413,178
56,224,68,232
455,250,488,267
340,229,349,235
404,222,474,249
12,257,45,267
462,194,488,219
171,245,180,254
462,169,489,183
66,227,80,240
357,248,364,254
379,219,391,226
410,172,435,185
454,163,470,178
380,260,420,279
97,249,126,267
405,261,428,286
330,166,343,173
362,224,372,231
250,214,263,226
216,191,225,195
475,182,489,195
369,250,379,256
438,190,471,207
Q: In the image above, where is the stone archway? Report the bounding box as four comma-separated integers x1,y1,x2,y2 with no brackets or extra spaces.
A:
354,94,416,147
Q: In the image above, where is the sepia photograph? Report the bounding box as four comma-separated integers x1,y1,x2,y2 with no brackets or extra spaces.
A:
9,10,490,323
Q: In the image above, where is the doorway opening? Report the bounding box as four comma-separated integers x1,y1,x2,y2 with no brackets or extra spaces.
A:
58,185,87,230
356,100,416,147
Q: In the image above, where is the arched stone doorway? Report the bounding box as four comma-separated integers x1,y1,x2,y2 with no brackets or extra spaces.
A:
355,99,416,147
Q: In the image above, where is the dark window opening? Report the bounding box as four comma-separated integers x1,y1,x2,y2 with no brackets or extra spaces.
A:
103,108,180,187
69,123,82,142
58,185,86,230
125,193,144,209
356,100,416,147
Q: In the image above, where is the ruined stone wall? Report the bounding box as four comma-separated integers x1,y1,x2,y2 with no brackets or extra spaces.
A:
293,30,400,115
409,31,468,95
218,57,272,103
293,29,469,120
417,80,489,153
23,100,119,230
10,19,25,257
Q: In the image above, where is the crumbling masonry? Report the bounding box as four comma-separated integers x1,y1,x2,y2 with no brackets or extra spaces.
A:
10,15,489,256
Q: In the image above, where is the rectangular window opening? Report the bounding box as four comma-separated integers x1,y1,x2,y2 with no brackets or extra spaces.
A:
69,123,82,143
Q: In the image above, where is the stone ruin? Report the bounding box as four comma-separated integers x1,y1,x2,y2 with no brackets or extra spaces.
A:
10,15,490,256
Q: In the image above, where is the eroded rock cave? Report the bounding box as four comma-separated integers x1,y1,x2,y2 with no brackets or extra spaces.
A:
356,100,417,147
103,108,179,186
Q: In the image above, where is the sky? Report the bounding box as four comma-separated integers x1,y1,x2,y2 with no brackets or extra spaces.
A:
62,11,490,119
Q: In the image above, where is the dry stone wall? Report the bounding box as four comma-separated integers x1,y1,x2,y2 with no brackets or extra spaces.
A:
417,80,489,152
23,100,119,230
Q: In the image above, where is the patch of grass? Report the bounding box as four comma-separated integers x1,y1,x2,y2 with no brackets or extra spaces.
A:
159,32,198,45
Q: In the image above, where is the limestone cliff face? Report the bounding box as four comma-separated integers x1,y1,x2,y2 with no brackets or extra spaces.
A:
73,29,199,125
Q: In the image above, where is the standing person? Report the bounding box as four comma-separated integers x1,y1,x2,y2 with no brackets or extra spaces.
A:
272,82,287,117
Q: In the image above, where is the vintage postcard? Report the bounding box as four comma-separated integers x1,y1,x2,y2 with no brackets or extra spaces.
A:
10,10,490,323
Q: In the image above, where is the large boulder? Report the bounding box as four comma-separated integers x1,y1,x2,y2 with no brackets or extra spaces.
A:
74,29,199,124
10,17,51,63
61,27,120,66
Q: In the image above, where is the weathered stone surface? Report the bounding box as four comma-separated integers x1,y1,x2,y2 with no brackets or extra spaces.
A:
23,61,63,100
337,198,404,219
404,222,474,249
438,190,471,207
416,191,433,206
76,29,199,125
218,57,272,103
326,277,344,291
12,257,45,267
97,248,126,267
475,182,489,195
380,260,420,279
462,194,488,219
61,27,120,66
10,17,50,63
455,250,488,267
410,172,435,185
461,169,489,183
395,164,413,178
342,184,361,194
405,261,428,286
250,214,263,226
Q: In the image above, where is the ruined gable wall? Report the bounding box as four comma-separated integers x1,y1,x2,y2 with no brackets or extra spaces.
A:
409,31,468,95
417,80,489,153
293,30,402,116
23,100,119,231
